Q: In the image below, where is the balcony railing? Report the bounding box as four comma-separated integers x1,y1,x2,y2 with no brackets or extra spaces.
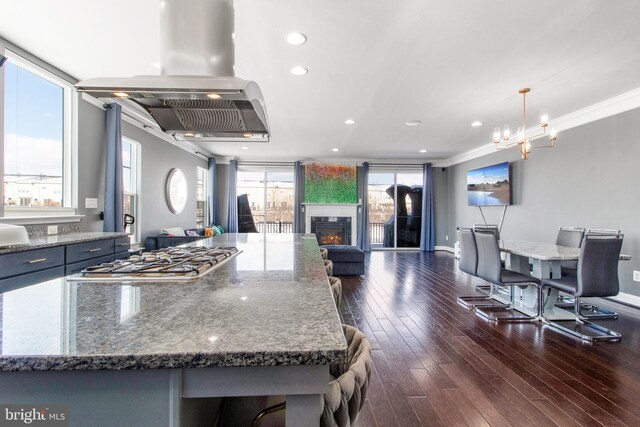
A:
255,221,294,234
369,222,385,244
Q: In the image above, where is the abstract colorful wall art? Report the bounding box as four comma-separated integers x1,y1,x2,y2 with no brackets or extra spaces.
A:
304,163,357,204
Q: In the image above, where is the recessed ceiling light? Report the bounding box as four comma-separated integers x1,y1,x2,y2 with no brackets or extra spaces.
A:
112,92,129,98
406,120,422,126
286,32,307,45
345,119,355,125
332,148,340,152
243,132,253,138
184,132,195,137
207,335,218,343
207,93,222,99
241,146,249,150
240,296,248,301
290,66,308,76
471,121,484,127
419,149,427,153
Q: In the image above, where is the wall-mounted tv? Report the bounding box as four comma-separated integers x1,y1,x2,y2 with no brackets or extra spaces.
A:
467,162,511,206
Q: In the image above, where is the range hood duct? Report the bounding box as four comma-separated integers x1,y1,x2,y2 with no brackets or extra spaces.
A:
76,0,269,143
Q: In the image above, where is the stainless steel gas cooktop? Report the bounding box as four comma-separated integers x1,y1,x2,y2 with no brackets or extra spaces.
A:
67,246,240,282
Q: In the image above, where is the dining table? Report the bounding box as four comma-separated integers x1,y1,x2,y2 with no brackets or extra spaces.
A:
497,240,631,320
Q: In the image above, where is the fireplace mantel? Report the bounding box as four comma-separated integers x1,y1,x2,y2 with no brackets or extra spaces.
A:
303,203,360,246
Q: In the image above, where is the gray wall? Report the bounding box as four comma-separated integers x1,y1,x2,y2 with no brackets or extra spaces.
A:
441,107,640,296
76,95,106,230
76,100,208,242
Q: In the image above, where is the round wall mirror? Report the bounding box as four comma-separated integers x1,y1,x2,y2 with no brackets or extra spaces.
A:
166,168,188,214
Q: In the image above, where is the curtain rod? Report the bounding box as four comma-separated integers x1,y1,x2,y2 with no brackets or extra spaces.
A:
238,161,296,166
368,162,426,166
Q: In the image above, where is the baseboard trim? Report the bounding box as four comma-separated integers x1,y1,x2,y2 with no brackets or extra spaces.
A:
435,245,454,253
606,292,640,309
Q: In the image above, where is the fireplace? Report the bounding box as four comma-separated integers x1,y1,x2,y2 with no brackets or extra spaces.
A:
311,216,352,245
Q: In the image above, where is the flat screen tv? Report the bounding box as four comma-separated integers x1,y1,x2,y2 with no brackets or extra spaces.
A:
467,162,511,206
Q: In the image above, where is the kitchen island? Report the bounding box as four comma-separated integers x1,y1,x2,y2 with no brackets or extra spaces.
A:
0,233,346,426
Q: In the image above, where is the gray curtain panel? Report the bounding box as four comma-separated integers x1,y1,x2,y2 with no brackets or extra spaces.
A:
357,162,371,251
293,161,305,233
226,160,238,233
420,162,435,252
103,104,124,232
208,157,218,226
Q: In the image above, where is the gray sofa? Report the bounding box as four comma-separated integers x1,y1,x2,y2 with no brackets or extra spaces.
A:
144,227,208,250
321,245,365,276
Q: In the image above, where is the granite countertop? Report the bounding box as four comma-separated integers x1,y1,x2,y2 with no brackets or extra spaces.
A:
0,232,131,254
0,233,347,371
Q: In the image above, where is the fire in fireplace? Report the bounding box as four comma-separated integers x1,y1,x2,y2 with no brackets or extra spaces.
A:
311,217,352,245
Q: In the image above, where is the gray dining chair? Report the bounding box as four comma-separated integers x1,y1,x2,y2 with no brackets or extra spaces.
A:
473,224,500,240
540,233,623,342
456,228,509,309
473,230,541,322
554,227,619,320
556,226,584,276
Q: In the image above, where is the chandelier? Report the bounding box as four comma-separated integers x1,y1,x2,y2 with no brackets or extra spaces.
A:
492,88,557,160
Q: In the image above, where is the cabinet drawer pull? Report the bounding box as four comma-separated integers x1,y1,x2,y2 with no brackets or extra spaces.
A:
116,243,129,247
88,248,102,253
28,258,47,264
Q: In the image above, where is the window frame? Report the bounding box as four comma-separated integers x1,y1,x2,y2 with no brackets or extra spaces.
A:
122,136,141,244
196,166,208,228
1,50,78,222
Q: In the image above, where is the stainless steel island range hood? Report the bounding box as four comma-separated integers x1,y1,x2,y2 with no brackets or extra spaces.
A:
76,0,269,143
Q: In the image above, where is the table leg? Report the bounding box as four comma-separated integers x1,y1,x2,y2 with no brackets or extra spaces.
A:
507,253,530,275
532,260,561,279
286,394,322,427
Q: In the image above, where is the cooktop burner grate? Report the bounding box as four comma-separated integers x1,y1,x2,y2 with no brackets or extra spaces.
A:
67,246,240,282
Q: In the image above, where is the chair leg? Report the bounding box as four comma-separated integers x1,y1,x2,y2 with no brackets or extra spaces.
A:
540,287,621,342
475,284,492,296
475,284,540,322
555,295,618,320
252,401,286,427
457,284,510,309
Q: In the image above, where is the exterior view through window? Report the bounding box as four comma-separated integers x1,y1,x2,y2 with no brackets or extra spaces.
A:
3,60,64,207
196,167,208,227
236,168,294,233
368,170,423,249
122,138,138,242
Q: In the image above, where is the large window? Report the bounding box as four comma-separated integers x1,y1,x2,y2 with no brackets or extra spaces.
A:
196,167,208,227
122,138,139,243
368,169,423,249
236,167,294,233
2,52,74,211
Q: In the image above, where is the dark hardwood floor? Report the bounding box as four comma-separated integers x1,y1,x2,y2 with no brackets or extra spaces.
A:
338,250,640,427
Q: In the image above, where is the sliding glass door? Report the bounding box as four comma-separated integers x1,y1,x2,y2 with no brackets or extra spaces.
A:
236,167,294,233
368,169,423,249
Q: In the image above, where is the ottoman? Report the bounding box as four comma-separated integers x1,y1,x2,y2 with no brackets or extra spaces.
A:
321,245,365,276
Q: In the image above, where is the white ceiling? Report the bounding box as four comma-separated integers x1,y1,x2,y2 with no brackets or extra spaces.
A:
2,0,640,161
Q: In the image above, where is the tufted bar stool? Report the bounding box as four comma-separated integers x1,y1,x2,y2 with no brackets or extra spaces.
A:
329,276,343,310
324,260,334,277
251,324,373,427
320,247,329,260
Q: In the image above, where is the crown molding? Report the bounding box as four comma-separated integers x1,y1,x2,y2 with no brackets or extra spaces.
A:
435,87,640,168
